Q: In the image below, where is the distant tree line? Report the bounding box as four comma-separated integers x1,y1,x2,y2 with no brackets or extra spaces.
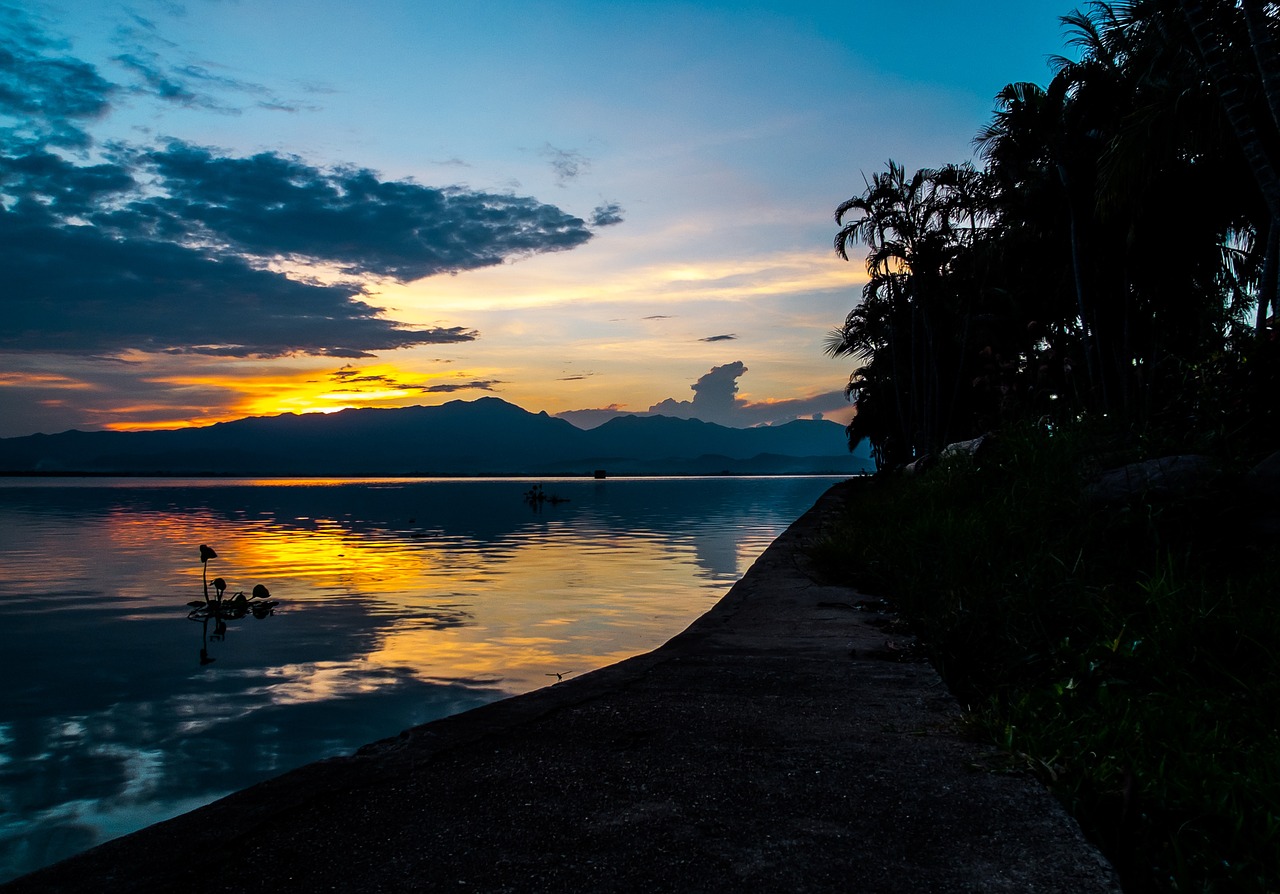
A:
830,0,1280,469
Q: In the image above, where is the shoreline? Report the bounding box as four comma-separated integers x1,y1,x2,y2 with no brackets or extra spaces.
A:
0,470,863,479
3,479,1120,893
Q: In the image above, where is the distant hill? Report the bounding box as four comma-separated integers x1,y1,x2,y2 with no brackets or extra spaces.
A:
0,397,872,476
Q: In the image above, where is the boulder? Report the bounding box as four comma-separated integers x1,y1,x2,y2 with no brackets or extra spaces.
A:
902,433,994,476
1247,450,1280,536
1250,450,1280,495
1083,454,1218,505
940,433,992,461
902,453,935,476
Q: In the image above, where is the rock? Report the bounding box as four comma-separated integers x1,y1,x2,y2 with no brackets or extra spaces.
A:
902,453,935,476
902,434,993,476
940,434,991,460
1246,450,1280,536
1083,454,1218,505
1250,450,1280,494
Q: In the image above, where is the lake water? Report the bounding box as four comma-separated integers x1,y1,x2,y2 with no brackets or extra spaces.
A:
0,475,842,882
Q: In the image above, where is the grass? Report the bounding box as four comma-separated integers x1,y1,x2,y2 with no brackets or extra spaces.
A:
811,421,1280,893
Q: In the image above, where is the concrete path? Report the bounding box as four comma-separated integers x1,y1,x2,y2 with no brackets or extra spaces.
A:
4,480,1121,893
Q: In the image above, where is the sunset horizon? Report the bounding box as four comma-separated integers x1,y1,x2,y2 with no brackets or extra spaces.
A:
0,0,1068,439
4,2,1277,888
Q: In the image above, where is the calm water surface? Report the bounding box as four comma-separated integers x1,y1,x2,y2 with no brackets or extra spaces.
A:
0,475,842,881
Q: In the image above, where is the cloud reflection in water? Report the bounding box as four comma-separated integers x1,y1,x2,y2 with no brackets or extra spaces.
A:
0,475,840,880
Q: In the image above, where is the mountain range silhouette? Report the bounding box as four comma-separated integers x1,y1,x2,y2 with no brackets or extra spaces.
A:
0,397,871,476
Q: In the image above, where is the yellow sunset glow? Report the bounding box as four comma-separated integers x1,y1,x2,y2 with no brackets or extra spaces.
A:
100,415,239,432
381,249,861,315
73,492,727,694
5,246,860,437
95,362,504,431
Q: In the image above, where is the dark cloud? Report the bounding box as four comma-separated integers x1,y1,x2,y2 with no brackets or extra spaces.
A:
0,16,596,359
0,9,116,149
420,380,502,393
541,144,588,186
113,50,242,112
326,367,501,395
643,314,673,320
699,334,737,342
0,147,135,216
0,11,606,436
590,202,624,227
0,357,250,435
101,141,595,281
109,10,305,115
256,98,323,114
122,11,168,35
0,204,478,357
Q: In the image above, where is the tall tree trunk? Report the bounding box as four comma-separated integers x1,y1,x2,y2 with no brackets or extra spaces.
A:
885,278,910,458
945,307,973,444
909,305,921,458
1059,162,1106,411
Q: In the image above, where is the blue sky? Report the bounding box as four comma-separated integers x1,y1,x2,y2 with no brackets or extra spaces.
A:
0,0,1071,437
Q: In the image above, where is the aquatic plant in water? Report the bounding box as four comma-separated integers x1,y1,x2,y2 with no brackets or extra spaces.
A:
523,483,569,509
188,543,278,664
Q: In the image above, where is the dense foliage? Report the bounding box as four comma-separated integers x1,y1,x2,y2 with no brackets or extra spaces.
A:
830,0,1280,467
812,423,1279,893
822,3,1280,891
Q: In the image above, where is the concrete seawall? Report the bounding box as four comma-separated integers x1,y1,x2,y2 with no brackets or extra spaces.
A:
4,479,1121,893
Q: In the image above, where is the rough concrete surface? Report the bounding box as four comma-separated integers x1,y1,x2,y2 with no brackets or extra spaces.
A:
4,480,1122,893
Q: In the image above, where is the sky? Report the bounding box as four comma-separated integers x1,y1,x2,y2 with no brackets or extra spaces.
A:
0,0,1072,438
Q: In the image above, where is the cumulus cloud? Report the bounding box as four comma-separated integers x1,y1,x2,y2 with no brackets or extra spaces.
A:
0,199,480,358
104,140,596,281
556,362,851,429
643,362,851,428
648,361,748,426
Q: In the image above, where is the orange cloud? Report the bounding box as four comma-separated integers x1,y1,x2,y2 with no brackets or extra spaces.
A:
101,362,504,431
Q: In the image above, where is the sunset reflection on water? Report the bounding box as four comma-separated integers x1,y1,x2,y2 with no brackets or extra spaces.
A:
0,476,841,881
